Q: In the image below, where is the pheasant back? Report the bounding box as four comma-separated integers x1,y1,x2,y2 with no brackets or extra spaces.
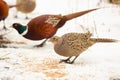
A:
0,0,9,20
57,32,94,56
24,15,62,40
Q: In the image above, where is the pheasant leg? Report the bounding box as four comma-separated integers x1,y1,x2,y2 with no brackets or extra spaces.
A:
69,56,78,64
60,57,72,63
34,39,48,47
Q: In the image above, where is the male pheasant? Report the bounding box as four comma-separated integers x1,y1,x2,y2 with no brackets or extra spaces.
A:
0,0,9,29
12,8,99,47
49,32,118,64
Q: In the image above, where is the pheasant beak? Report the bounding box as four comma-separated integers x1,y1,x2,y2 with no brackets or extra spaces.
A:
48,36,60,43
48,38,52,42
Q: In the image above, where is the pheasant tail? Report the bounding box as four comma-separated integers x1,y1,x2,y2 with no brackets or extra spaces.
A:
64,8,100,21
9,4,20,8
90,38,118,42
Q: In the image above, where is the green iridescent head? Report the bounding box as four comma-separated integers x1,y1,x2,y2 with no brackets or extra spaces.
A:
12,23,27,34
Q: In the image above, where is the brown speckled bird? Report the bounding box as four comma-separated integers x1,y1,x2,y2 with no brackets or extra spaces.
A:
15,0,36,19
0,0,9,29
12,8,99,47
49,32,118,64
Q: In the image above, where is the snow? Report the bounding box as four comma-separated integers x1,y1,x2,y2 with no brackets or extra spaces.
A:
0,0,120,80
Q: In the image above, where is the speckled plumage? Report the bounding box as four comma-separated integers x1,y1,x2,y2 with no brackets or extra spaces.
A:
49,32,118,64
15,0,36,19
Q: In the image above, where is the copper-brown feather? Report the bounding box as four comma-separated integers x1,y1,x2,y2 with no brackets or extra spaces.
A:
0,0,9,20
24,15,58,40
0,0,9,29
12,8,100,47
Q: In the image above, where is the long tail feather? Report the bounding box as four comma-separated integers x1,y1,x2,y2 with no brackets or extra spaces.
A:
9,4,20,8
64,8,100,21
90,38,118,42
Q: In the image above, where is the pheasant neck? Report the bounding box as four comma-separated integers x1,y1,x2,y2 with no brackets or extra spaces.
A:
18,25,28,35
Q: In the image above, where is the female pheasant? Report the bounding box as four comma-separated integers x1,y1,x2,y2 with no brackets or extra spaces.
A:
15,0,36,19
49,32,118,64
0,0,9,29
12,8,99,47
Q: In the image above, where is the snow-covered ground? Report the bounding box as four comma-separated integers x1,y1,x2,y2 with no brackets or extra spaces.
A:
0,0,120,80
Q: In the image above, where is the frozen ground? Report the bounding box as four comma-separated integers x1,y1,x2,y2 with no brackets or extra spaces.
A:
0,0,120,80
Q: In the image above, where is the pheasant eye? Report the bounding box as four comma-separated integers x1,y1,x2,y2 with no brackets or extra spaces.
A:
53,37,56,40
52,37,58,41
13,23,18,27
